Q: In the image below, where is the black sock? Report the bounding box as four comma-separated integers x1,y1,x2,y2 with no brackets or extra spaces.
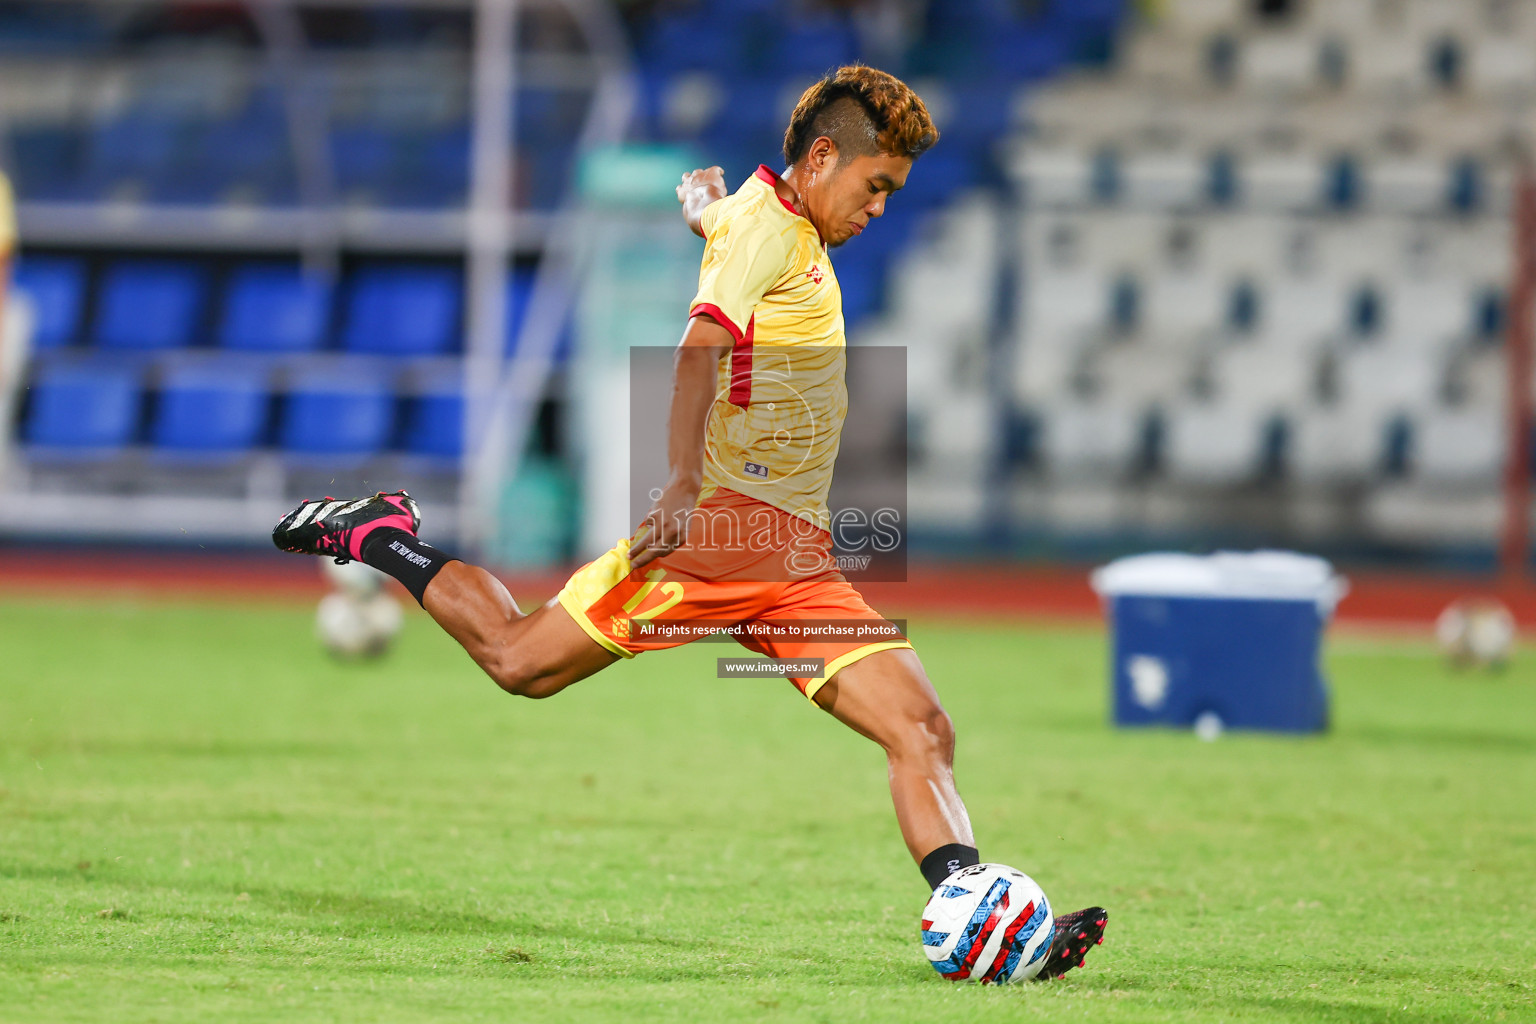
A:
920,844,981,890
360,527,456,606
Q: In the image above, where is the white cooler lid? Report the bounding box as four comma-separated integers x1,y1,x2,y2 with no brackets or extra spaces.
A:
1091,550,1348,614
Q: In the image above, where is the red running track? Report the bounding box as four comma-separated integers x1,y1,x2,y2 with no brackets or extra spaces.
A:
6,547,1536,630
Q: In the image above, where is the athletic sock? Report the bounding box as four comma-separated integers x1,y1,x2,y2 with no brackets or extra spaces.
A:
920,844,981,890
360,527,456,606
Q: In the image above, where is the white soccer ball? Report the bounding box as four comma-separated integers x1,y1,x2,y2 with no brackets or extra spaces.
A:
921,863,1054,984
316,591,403,659
1436,598,1515,669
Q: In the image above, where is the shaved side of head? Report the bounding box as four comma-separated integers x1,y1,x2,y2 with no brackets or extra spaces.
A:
805,96,881,166
783,65,937,167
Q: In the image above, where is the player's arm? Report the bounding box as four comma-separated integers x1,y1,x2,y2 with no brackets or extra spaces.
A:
631,195,788,567
676,166,726,238
628,316,730,568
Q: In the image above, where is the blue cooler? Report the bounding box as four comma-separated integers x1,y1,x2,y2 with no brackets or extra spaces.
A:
1091,552,1346,734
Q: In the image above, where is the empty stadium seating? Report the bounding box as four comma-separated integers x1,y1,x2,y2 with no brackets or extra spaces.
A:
11,256,84,349
3,0,1523,555
219,265,333,353
93,261,207,351
150,363,270,458
342,265,461,357
280,372,395,461
24,362,141,451
5,257,546,469
402,387,464,460
995,0,1523,511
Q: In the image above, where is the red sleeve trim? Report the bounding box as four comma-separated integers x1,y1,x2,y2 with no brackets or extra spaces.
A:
728,315,754,407
688,302,744,345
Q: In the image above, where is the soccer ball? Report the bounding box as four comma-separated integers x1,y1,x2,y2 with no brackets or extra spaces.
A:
921,863,1054,984
316,559,404,659
316,590,403,659
1436,598,1515,669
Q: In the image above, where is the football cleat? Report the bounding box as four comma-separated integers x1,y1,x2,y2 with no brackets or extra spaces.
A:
1037,906,1108,980
272,490,421,564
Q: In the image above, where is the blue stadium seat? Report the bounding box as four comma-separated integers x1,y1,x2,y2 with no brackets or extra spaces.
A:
331,125,399,199
770,17,861,77
639,14,746,76
280,373,395,458
195,89,296,203
341,265,461,356
198,116,295,203
219,265,333,352
925,0,1015,35
830,247,883,329
710,77,790,158
503,271,573,365
6,124,83,200
1326,155,1362,209
414,127,470,207
941,82,1015,154
1449,157,1482,213
24,363,141,448
402,389,463,459
83,113,188,196
1049,0,1125,34
12,257,87,349
517,89,585,148
506,267,534,356
94,260,208,350
151,364,270,456
631,71,671,141
895,147,976,209
318,125,470,209
0,3,112,53
988,22,1075,79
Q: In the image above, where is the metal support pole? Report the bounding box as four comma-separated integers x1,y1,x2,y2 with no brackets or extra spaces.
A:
461,0,634,561
1499,170,1536,583
460,0,517,553
247,0,339,279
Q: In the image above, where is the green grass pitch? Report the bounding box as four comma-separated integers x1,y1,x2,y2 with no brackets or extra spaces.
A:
1,594,1533,1023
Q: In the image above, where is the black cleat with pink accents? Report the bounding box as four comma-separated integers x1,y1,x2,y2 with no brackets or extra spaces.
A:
1037,907,1108,980
272,490,421,564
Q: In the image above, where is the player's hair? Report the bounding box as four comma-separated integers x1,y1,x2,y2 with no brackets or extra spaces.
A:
782,65,938,166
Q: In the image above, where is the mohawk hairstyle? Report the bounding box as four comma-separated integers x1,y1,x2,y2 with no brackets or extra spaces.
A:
782,65,938,166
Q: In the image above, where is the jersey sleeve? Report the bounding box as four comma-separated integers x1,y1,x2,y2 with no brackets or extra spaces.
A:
689,206,790,342
0,173,15,254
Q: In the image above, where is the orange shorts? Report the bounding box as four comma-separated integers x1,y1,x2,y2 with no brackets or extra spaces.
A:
556,488,911,700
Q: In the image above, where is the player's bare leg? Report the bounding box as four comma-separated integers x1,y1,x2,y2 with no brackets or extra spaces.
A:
420,562,617,698
813,648,975,865
273,490,616,698
815,645,1107,976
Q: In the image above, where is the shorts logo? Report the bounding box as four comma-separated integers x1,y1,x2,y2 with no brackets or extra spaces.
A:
743,461,769,479
611,616,630,639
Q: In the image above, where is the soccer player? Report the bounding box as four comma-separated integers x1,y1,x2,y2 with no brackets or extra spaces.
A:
274,65,1106,977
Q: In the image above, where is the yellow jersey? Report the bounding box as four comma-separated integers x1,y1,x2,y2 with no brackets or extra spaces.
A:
689,165,847,528
0,171,15,255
